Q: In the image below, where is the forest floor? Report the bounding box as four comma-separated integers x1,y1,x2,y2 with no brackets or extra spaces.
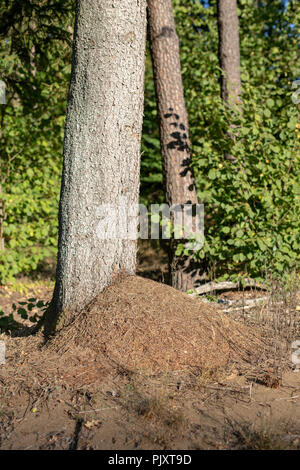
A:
0,244,299,450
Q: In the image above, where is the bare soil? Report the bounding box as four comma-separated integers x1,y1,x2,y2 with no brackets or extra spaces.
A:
0,266,299,450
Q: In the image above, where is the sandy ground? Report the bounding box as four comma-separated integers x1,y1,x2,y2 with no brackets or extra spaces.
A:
0,253,299,450
0,368,299,450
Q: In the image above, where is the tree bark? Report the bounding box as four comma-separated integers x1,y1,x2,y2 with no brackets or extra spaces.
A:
217,0,242,108
0,185,4,251
217,0,242,163
147,0,200,291
44,0,147,335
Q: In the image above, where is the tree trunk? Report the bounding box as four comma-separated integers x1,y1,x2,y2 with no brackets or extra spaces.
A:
0,185,4,251
217,0,242,107
147,0,200,291
44,0,147,335
0,109,5,251
217,0,242,163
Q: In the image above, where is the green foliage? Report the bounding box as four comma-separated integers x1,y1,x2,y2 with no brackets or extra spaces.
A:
0,0,299,283
171,0,300,280
140,49,163,206
0,1,74,282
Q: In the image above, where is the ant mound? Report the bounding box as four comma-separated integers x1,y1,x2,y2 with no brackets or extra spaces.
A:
49,276,268,377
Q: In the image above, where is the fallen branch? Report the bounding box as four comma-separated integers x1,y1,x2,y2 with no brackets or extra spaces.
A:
221,296,270,312
199,383,250,394
191,279,268,296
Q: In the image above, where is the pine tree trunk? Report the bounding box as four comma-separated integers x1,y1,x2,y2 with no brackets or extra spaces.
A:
0,185,4,251
217,0,242,107
147,0,200,291
217,0,242,163
44,0,147,335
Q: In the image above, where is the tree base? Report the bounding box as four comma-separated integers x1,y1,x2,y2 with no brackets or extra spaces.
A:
169,240,205,292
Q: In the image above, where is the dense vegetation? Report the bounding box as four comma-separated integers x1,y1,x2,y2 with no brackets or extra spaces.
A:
0,0,299,283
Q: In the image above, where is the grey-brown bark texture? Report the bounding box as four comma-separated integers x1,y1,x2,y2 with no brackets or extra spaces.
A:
217,0,242,107
0,185,4,251
45,0,147,334
147,0,200,292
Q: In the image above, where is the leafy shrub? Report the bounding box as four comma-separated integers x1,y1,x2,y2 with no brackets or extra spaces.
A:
0,0,299,283
172,0,300,280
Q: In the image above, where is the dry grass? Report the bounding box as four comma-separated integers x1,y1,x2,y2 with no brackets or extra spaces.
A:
0,275,277,437
207,273,300,377
0,276,281,401
48,276,272,377
225,418,300,450
1,274,298,450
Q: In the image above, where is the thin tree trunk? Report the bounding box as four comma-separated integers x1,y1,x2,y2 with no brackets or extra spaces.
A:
0,185,4,251
0,122,5,252
217,0,242,162
217,0,242,107
147,0,200,291
44,0,147,335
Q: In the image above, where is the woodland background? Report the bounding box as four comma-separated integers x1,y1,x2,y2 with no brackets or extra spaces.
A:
0,0,299,285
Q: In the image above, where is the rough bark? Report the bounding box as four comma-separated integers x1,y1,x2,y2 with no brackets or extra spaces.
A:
217,0,242,107
0,185,4,251
217,0,242,163
147,0,200,291
44,0,147,335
